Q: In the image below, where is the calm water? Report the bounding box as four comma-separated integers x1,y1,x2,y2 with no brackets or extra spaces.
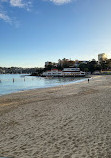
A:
0,74,86,96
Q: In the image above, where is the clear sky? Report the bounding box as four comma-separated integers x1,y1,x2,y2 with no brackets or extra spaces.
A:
0,0,111,68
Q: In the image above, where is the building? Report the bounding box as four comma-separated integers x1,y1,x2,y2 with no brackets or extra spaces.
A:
42,68,85,77
62,68,85,76
80,61,89,64
98,53,107,63
58,58,75,67
42,69,63,76
45,61,58,68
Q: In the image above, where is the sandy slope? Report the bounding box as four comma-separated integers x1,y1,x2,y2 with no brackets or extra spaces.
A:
0,76,111,158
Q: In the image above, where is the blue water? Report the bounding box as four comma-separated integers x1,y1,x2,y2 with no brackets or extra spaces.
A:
0,74,86,96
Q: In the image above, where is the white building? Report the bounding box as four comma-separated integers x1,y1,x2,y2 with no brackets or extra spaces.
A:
42,69,63,76
42,68,85,77
98,53,107,63
62,68,85,76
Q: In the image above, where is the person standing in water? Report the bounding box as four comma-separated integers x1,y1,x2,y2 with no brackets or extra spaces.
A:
88,78,89,83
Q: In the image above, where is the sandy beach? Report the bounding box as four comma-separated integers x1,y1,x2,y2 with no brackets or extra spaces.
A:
0,75,111,158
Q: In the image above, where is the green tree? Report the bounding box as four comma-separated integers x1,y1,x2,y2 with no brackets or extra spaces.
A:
87,60,101,73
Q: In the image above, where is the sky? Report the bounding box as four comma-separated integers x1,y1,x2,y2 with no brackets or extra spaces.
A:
0,0,111,68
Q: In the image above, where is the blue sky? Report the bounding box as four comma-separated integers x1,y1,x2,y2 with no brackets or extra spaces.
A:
0,0,111,67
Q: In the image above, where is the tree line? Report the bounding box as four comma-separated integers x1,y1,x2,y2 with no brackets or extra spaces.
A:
44,58,111,74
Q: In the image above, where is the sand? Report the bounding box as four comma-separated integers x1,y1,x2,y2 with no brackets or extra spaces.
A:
0,75,111,158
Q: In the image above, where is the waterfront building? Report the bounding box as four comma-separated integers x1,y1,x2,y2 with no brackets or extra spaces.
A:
62,68,85,76
42,68,85,77
42,69,63,76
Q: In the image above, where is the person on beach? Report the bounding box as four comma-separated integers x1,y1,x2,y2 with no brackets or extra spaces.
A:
88,78,89,83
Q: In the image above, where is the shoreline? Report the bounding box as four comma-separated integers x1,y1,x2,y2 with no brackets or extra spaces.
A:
0,75,111,158
0,76,88,97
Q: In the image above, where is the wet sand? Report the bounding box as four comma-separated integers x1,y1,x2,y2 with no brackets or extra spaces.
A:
0,75,111,158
